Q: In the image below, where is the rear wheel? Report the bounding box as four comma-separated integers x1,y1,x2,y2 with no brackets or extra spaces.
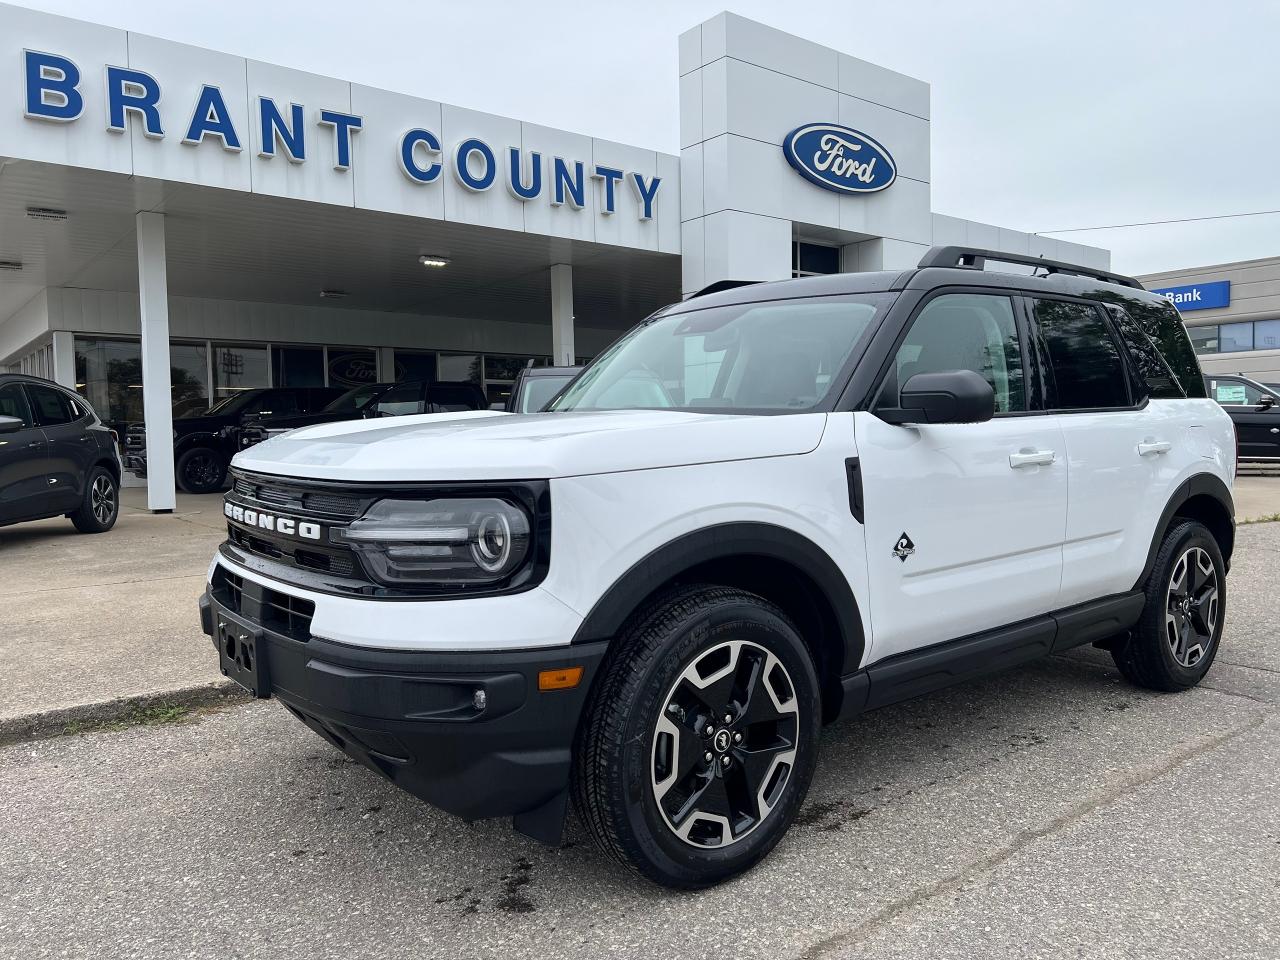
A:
70,467,119,533
1113,520,1225,691
176,446,226,494
573,585,821,888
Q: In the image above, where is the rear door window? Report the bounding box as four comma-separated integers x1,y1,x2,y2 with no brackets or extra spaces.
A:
1031,299,1131,410
26,384,77,426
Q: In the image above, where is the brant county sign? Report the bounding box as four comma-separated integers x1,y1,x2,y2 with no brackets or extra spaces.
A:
782,123,896,195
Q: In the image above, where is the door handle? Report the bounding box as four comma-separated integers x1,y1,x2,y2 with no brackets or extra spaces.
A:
1271,428,1279,434
1137,440,1172,456
1009,449,1055,468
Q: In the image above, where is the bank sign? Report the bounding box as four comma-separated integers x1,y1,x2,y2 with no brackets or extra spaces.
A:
782,123,896,195
1149,280,1230,312
18,49,663,222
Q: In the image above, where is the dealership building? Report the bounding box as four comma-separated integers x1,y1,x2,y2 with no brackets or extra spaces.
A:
1139,257,1280,385
0,2,1109,509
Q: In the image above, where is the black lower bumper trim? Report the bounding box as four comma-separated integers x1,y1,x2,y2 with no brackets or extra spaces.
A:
200,588,608,840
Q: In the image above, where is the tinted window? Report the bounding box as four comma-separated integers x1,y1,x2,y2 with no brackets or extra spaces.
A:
1104,305,1183,399
1033,300,1130,410
429,385,484,412
0,383,34,427
246,391,299,417
373,381,425,416
1207,378,1268,405
26,384,76,425
878,293,1024,414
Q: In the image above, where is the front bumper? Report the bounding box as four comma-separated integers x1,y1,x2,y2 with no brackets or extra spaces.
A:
124,449,147,475
199,584,608,843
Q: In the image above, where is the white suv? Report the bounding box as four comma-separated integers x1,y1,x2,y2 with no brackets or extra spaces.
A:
200,247,1235,889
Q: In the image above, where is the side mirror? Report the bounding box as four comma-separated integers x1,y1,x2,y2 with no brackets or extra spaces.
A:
0,415,24,434
879,370,996,425
1259,395,1276,410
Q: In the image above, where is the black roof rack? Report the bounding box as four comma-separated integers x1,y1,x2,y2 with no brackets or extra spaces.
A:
917,246,1143,290
690,279,762,298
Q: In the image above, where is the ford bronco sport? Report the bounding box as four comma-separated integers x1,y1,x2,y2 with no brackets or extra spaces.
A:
200,247,1235,888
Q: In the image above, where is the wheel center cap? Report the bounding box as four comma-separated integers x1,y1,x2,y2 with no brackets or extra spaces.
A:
713,729,732,753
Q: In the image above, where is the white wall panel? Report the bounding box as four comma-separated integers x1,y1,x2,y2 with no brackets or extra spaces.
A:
839,175,931,244
126,33,251,192
724,58,838,147
350,84,443,220
722,12,838,89
654,152,682,255
837,93,930,184
837,54,930,119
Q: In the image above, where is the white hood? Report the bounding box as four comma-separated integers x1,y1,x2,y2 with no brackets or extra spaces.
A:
231,409,828,482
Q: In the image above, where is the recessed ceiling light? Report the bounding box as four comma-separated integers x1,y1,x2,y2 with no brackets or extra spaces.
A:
419,255,451,268
319,289,349,299
0,260,23,271
26,206,68,221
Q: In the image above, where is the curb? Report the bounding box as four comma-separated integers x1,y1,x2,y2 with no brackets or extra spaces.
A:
0,680,251,747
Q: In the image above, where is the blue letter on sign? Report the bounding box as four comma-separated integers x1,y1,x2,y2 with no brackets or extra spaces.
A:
592,165,624,214
318,110,362,171
183,85,241,151
106,66,164,138
24,50,83,122
258,98,306,162
507,147,542,201
552,158,585,209
454,138,496,191
399,129,442,183
630,173,661,220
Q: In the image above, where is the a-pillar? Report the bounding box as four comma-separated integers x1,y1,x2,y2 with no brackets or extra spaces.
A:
550,263,574,366
137,211,176,512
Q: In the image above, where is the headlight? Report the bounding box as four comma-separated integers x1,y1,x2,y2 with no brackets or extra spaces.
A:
334,498,532,586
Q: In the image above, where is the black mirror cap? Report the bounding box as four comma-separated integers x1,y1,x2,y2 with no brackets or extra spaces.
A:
0,415,25,434
880,370,996,425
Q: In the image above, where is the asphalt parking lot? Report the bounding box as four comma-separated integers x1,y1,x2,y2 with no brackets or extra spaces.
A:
1,494,1278,959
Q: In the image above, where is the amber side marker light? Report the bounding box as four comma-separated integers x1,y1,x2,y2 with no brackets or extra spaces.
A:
538,666,584,691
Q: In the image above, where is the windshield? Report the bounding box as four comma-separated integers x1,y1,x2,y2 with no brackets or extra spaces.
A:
519,375,573,413
323,383,386,413
189,392,256,417
549,294,892,413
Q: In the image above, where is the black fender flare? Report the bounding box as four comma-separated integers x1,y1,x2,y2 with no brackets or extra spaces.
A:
570,522,866,674
1134,473,1235,589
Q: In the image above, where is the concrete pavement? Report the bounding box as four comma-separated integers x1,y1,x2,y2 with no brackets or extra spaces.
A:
1,523,1277,960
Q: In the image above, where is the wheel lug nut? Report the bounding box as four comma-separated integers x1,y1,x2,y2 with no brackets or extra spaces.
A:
733,732,742,743
721,755,731,767
704,751,713,763
704,724,714,736
723,713,733,724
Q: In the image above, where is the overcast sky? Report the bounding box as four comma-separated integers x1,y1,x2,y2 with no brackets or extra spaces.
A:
23,0,1280,275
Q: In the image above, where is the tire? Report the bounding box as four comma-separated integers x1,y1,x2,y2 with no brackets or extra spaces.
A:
70,467,119,533
1112,520,1225,691
176,446,226,494
572,585,821,889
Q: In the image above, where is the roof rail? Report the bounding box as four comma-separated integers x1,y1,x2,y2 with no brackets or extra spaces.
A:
690,279,762,298
917,246,1143,290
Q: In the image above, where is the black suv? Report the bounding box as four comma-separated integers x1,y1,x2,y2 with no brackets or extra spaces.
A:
237,380,487,450
0,374,121,533
502,365,581,413
126,386,342,494
1204,374,1280,462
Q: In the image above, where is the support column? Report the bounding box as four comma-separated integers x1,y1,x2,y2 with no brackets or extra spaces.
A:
549,263,574,367
376,346,396,382
50,330,75,388
137,211,176,512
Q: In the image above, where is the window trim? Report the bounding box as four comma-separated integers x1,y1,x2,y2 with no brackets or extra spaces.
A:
866,286,1032,418
1023,294,1147,415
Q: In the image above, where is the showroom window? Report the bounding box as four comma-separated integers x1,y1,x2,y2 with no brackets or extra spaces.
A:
327,348,379,389
212,343,269,400
75,337,210,426
792,241,840,278
272,346,325,387
394,350,437,383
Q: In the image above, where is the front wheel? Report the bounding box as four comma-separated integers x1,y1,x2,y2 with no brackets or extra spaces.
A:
176,447,226,494
1113,520,1225,691
573,586,821,888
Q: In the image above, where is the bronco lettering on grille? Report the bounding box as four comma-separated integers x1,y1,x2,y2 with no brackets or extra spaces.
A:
224,502,321,541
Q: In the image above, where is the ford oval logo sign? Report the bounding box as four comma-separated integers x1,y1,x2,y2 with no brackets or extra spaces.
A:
782,123,896,195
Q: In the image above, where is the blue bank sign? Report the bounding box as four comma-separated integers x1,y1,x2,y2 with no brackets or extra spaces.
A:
1150,280,1231,312
19,49,663,220
782,123,896,195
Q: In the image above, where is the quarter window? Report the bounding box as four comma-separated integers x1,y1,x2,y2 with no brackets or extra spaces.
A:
0,383,34,427
878,293,1025,414
1104,305,1183,399
26,384,77,425
1032,300,1130,410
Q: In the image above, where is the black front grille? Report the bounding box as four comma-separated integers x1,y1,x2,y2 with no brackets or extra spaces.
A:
231,472,364,520
212,568,315,642
226,526,355,577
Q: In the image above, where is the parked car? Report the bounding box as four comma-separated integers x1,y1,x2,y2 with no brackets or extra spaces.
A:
201,246,1235,888
1204,374,1280,462
0,373,121,533
501,365,582,413
126,386,342,493
237,380,488,450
